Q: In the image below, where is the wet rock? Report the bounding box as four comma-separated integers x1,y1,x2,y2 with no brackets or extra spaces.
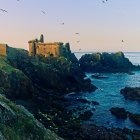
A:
127,71,135,75
133,129,140,135
121,87,140,100
128,113,140,126
76,98,90,104
91,101,100,105
110,107,127,119
92,108,96,111
123,127,132,134
132,129,140,140
80,124,128,140
79,110,93,121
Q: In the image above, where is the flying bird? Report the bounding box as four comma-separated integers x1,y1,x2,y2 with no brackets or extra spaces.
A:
122,40,124,43
75,33,80,35
41,10,46,15
77,41,80,43
0,9,8,13
102,0,108,3
79,48,81,51
60,22,64,25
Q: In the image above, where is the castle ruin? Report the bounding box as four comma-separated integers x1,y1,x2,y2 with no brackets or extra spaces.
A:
28,35,71,57
0,44,8,56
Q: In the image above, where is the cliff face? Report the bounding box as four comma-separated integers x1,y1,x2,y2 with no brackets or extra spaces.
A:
79,52,138,73
0,53,63,139
0,46,98,140
0,56,34,99
7,47,96,93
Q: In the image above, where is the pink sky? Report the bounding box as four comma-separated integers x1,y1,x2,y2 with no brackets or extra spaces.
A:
1,0,140,52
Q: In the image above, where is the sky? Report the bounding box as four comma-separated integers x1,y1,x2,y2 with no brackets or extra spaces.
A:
1,0,140,52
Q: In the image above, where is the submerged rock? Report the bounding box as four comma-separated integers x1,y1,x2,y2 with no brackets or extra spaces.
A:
91,101,100,105
128,113,140,126
76,98,90,104
121,87,140,100
110,107,127,119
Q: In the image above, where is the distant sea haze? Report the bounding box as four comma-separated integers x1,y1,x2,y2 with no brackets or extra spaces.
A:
74,52,140,65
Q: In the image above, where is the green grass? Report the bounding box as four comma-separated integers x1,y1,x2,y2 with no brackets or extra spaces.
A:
0,94,63,140
0,55,19,74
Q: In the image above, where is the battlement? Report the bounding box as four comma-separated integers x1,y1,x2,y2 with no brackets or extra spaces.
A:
28,35,71,57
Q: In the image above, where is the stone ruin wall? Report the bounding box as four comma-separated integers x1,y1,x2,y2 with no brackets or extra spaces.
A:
29,42,36,56
0,44,7,56
28,35,71,57
36,43,62,57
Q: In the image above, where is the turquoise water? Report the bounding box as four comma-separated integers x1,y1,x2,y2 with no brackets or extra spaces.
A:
68,52,140,130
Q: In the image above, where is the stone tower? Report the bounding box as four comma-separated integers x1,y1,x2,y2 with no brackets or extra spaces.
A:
39,34,44,43
28,39,37,56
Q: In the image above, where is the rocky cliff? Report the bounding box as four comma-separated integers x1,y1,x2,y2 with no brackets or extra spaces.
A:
0,46,97,139
7,47,96,93
79,52,139,73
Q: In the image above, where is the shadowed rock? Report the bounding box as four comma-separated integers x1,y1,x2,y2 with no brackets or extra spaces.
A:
79,110,93,121
110,107,127,119
121,87,140,101
128,113,140,126
77,98,90,104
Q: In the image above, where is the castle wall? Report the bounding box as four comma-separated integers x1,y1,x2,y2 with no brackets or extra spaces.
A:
28,35,71,57
0,44,7,56
29,42,36,56
36,43,62,57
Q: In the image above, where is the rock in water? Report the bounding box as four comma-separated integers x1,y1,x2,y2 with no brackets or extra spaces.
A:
77,98,90,104
121,87,140,100
79,52,139,73
128,113,140,126
91,100,100,105
79,110,93,121
110,107,127,119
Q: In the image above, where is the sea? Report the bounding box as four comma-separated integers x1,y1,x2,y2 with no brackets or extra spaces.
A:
67,52,140,130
